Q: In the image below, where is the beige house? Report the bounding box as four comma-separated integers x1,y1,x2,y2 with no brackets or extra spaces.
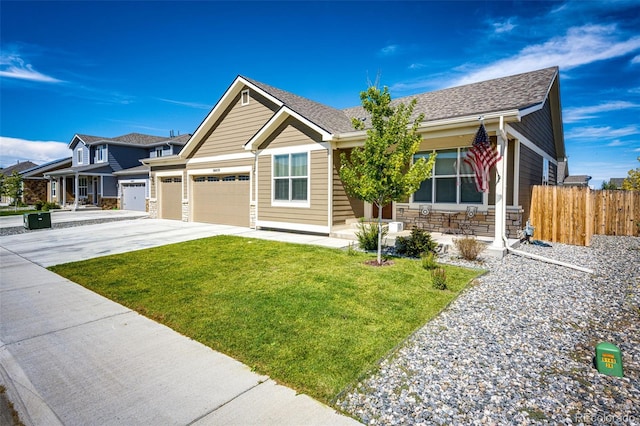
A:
143,67,566,239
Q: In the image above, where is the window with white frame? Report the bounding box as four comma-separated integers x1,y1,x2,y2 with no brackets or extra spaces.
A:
155,147,164,158
241,89,250,106
96,144,107,163
542,158,550,185
51,181,57,198
413,148,483,205
78,177,88,197
273,153,308,203
77,148,83,164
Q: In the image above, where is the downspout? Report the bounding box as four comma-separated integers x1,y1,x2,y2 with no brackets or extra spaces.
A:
497,116,594,275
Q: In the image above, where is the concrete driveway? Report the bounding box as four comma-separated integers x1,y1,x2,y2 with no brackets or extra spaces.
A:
0,213,357,425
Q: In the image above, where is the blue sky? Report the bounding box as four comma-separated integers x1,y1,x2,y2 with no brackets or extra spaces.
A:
1,1,639,188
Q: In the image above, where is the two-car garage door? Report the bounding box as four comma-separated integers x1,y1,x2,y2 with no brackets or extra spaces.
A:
192,175,250,227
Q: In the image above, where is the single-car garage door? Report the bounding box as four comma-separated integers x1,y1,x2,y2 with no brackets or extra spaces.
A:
121,183,146,211
192,175,250,226
160,177,182,220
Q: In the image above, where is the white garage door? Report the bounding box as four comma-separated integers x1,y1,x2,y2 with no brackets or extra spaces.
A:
192,175,250,226
121,183,146,212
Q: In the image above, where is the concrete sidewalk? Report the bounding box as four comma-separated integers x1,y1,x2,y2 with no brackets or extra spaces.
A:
0,217,359,425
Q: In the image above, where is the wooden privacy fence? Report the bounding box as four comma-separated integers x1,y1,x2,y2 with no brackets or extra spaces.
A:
529,186,640,246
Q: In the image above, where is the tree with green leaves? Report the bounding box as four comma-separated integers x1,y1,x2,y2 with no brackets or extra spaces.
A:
3,171,24,211
601,180,618,190
621,157,640,191
339,85,435,265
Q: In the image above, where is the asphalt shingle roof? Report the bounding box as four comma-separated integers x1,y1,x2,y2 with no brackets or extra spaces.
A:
243,67,558,135
74,132,190,147
1,161,39,176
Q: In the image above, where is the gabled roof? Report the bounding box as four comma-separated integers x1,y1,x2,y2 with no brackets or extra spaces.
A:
343,67,559,125
1,161,39,176
21,157,72,178
71,132,190,149
563,175,592,185
112,164,149,176
182,67,563,156
243,77,354,134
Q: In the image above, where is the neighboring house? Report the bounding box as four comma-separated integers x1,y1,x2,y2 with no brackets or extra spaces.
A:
46,133,189,211
0,161,39,205
142,66,566,238
562,175,592,187
608,178,626,189
21,157,73,205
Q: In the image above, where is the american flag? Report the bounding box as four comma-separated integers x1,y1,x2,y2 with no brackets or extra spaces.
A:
463,123,501,193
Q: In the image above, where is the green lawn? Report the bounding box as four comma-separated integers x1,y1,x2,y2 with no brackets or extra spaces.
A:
49,235,482,403
0,208,34,216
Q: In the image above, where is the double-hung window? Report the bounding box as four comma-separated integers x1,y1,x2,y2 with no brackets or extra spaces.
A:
413,148,483,205
273,152,308,205
51,181,57,198
78,177,88,197
77,148,83,165
96,144,107,163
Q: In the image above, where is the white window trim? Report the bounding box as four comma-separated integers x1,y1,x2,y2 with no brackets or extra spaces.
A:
96,144,108,163
410,147,488,210
77,148,83,165
78,177,88,198
241,89,250,106
51,181,57,198
271,151,310,208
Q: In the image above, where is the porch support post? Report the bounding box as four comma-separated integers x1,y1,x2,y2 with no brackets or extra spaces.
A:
62,177,67,206
73,172,79,211
490,117,508,257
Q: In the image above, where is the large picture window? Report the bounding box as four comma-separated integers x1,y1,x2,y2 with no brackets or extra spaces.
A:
413,148,483,205
273,153,308,203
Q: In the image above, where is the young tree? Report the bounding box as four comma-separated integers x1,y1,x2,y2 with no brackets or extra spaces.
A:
4,171,24,211
339,85,435,265
621,157,640,191
601,180,618,190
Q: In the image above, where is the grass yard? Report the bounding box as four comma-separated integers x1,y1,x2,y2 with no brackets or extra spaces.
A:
49,235,482,403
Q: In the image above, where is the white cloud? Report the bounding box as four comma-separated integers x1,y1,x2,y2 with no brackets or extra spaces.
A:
157,98,211,110
492,18,516,34
0,136,69,168
380,44,399,56
0,53,63,83
563,101,640,123
565,125,639,140
632,55,640,64
607,140,625,147
452,24,640,86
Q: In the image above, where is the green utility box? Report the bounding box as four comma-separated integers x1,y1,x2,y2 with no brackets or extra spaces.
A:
595,342,623,377
23,212,52,230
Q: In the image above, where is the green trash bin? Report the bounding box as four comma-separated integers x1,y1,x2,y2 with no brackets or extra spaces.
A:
595,342,623,377
23,212,52,230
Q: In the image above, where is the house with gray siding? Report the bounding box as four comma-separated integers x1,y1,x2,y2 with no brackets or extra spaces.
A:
46,133,189,211
143,67,567,240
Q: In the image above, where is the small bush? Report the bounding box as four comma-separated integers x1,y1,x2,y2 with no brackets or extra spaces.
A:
395,227,437,258
355,221,388,251
421,251,438,270
42,202,60,211
454,236,485,260
35,200,44,210
431,267,447,290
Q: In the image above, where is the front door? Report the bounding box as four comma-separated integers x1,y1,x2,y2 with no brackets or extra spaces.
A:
372,203,393,220
93,179,99,205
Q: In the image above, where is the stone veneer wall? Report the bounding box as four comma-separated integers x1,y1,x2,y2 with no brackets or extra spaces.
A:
23,180,48,204
149,200,158,218
100,198,118,210
250,203,256,228
182,201,189,221
395,205,523,238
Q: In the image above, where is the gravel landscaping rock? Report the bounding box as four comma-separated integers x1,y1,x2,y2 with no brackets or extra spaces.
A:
0,216,143,236
338,235,640,425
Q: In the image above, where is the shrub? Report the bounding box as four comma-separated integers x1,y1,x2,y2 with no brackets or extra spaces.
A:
35,200,44,210
454,236,485,261
355,221,388,251
431,267,447,290
42,202,60,211
421,251,438,270
395,227,437,258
